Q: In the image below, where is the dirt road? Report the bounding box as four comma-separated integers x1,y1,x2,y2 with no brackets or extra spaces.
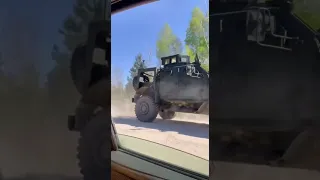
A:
111,103,209,160
112,114,209,160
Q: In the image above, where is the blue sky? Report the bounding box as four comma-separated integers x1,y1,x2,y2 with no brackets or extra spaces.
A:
111,0,207,84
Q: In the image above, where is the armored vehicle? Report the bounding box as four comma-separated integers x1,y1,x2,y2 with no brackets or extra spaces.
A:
210,0,320,171
132,54,209,122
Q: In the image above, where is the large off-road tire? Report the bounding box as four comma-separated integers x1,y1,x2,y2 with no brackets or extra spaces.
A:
70,45,88,95
135,96,158,122
77,111,109,180
158,110,176,120
132,76,140,91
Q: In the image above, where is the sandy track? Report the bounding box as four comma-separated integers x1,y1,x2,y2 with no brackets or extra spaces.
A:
112,109,209,160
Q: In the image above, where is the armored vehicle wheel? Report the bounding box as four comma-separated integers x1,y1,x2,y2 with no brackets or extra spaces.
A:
77,111,109,180
159,110,176,120
135,96,158,122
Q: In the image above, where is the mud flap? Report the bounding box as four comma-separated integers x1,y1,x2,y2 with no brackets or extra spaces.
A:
196,101,209,114
271,128,320,170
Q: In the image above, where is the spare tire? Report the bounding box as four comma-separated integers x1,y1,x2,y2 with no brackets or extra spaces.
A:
70,45,108,96
132,76,140,91
70,45,90,95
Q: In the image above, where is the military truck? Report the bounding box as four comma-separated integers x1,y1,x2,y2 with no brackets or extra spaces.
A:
131,54,209,122
210,0,320,170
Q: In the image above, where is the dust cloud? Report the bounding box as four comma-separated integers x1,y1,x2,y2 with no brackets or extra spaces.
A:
0,92,81,179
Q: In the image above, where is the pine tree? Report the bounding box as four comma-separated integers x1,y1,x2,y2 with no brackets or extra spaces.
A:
124,53,146,97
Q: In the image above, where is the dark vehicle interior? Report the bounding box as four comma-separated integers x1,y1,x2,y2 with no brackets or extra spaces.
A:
210,0,320,171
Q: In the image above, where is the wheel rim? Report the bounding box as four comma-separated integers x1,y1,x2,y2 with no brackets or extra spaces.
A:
140,102,149,115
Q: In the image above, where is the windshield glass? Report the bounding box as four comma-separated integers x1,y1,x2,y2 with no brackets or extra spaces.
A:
293,0,320,31
181,56,189,63
118,134,209,176
111,0,209,174
0,0,108,179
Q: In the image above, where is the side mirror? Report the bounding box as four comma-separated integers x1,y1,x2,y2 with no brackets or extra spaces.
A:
246,9,268,42
160,65,164,68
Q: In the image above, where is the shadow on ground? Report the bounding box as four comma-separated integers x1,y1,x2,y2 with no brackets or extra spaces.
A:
113,116,209,139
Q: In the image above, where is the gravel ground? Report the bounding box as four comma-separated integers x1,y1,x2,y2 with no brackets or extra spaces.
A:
112,104,209,160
